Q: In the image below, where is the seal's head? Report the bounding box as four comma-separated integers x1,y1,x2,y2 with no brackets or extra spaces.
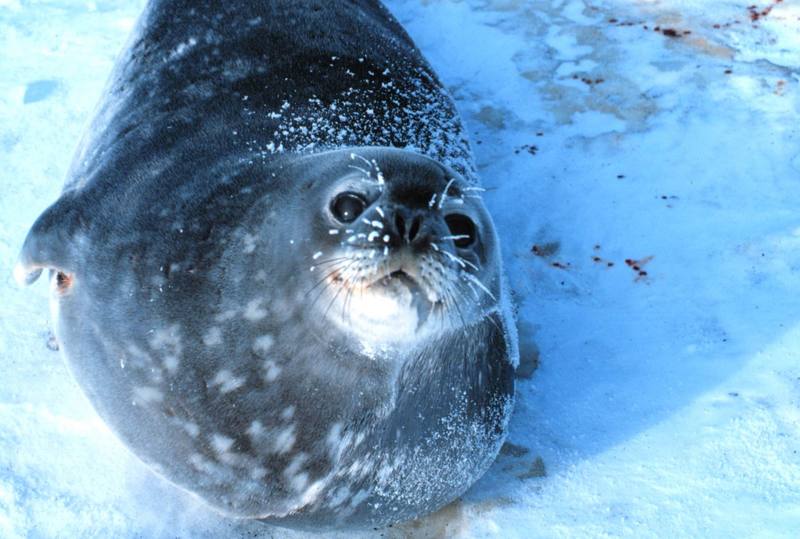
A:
276,147,502,348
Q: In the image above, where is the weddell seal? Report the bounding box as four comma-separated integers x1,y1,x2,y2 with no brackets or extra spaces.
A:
15,0,518,530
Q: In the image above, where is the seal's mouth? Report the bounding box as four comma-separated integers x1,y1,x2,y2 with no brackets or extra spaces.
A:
372,269,434,329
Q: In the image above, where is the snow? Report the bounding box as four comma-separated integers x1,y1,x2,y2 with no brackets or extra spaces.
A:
1,0,799,537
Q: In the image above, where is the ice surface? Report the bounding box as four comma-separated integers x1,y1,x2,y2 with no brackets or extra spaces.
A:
1,0,799,537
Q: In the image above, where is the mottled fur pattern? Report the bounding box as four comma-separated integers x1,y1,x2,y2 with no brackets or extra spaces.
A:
16,0,516,530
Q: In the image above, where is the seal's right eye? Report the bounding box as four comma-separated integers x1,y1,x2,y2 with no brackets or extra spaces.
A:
331,192,367,223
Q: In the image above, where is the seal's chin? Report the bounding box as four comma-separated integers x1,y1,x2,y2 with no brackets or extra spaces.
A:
373,270,434,328
326,267,439,348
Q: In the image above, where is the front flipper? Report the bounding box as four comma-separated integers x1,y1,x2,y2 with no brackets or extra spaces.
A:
14,192,82,286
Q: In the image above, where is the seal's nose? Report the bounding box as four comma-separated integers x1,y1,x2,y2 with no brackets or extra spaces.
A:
389,208,427,246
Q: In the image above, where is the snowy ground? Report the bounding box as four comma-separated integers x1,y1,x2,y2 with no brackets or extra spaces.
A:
2,0,800,537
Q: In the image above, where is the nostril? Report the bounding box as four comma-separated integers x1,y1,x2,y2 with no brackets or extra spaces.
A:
395,213,406,239
408,216,422,242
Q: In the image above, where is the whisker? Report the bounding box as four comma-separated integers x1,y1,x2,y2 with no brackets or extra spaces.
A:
305,261,349,297
442,250,466,269
350,152,372,167
444,284,468,332
462,272,496,301
439,234,470,242
307,259,358,311
347,164,372,177
438,177,458,209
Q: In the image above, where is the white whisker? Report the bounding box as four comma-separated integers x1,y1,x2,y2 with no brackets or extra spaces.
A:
347,164,371,177
440,234,470,241
442,250,466,268
438,178,457,209
462,273,496,301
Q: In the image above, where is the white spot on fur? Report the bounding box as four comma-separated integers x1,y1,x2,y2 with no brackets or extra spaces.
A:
273,424,296,454
214,309,237,322
284,453,308,493
244,299,267,321
211,433,235,454
281,406,295,420
327,423,343,450
328,486,351,508
377,464,394,483
242,233,257,254
349,489,369,508
209,369,246,393
247,421,265,439
354,431,366,447
169,36,197,60
189,453,210,472
250,467,267,480
202,326,222,346
148,324,182,374
183,422,200,438
300,480,327,506
162,355,179,373
125,344,153,368
263,360,282,382
253,334,274,356
133,386,163,404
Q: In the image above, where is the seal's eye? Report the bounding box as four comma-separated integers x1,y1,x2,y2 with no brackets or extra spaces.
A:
331,192,367,223
445,214,477,248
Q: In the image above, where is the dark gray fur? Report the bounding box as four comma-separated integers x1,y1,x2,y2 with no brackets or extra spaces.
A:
17,0,516,530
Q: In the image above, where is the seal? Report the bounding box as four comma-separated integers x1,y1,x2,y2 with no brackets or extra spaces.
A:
16,0,518,530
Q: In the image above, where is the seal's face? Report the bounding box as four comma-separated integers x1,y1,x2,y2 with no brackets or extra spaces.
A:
290,148,500,347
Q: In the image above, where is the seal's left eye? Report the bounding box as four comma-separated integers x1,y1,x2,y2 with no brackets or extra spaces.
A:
331,192,367,223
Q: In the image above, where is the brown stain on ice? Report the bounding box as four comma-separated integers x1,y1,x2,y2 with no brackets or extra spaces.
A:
392,496,514,538
684,36,735,59
625,255,655,282
498,442,547,479
531,242,572,271
651,13,734,58
474,105,509,130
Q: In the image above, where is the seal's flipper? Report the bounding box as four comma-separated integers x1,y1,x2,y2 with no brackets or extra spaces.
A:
14,194,80,286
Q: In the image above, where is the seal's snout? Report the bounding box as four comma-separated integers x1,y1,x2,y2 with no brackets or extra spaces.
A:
388,207,427,247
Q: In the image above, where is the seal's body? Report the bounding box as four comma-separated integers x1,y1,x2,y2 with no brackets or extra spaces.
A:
17,0,517,529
